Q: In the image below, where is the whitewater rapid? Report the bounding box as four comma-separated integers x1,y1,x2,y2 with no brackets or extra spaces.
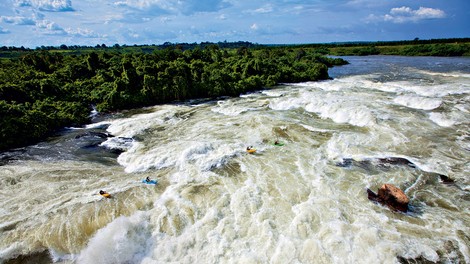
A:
0,56,469,264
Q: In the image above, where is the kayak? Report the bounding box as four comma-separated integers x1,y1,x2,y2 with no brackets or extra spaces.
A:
247,148,256,154
101,193,111,198
273,142,284,146
142,179,158,185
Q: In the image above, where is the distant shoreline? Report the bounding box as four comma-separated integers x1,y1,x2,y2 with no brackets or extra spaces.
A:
2,38,470,59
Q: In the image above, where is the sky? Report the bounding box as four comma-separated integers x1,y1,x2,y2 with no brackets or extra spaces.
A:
0,0,469,48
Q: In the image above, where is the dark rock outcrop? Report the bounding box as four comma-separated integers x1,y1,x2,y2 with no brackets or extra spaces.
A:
74,131,114,139
377,157,416,168
338,157,454,186
336,157,417,169
0,149,26,166
367,188,380,202
439,174,455,184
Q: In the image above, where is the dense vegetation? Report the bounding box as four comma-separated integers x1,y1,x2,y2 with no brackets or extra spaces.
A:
3,38,469,59
0,44,347,151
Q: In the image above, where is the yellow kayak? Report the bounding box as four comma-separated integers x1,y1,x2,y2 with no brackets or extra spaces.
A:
100,192,111,198
246,148,256,154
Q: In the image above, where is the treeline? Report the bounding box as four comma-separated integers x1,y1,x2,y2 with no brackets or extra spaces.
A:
0,41,261,60
1,40,259,52
319,38,470,56
3,38,470,60
328,42,470,56
302,37,470,48
0,45,347,151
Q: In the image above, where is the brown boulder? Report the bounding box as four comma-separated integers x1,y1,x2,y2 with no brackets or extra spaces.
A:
367,183,409,212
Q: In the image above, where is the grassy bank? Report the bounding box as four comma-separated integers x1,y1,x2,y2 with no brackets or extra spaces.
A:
310,38,470,56
328,42,470,56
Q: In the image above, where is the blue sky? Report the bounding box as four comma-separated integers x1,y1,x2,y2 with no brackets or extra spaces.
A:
0,0,468,48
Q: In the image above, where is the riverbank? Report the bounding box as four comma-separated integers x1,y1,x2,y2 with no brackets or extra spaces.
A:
328,42,470,56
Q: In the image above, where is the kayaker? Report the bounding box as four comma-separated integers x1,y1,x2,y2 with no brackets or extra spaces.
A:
99,190,111,198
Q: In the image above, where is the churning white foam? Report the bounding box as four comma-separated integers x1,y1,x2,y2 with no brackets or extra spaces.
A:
414,69,470,79
261,90,286,97
0,242,26,263
106,107,183,138
100,137,134,152
118,139,241,173
428,112,458,127
393,95,442,110
269,87,376,127
77,212,152,264
211,100,249,116
305,100,376,127
386,81,470,97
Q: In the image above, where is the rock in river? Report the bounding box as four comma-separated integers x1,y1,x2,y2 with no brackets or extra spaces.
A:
367,184,409,213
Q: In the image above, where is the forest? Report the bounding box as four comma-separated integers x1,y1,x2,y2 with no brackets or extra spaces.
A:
0,44,347,151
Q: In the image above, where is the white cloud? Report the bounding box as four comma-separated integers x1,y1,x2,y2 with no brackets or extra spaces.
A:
65,27,104,38
103,14,124,24
345,0,383,8
14,0,74,12
114,0,166,10
0,26,10,34
36,19,64,32
0,16,36,25
14,0,33,7
114,0,229,15
415,7,446,18
383,6,446,23
160,16,171,23
253,4,273,14
243,4,276,15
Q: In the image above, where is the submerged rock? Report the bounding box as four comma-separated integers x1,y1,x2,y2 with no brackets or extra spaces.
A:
367,188,380,202
335,158,353,167
397,255,435,264
0,149,26,166
336,156,417,169
367,183,409,212
377,157,416,168
439,174,455,184
74,131,114,139
398,239,466,264
4,250,53,264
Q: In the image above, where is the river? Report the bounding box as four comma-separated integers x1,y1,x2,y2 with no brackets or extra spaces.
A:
0,56,469,264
